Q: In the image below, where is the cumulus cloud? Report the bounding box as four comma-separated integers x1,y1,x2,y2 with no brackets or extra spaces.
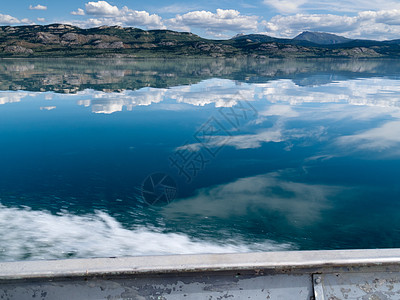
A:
0,13,21,25
29,4,47,10
167,9,259,35
117,7,163,27
37,17,45,22
68,1,164,29
262,9,400,40
71,8,85,16
62,2,400,40
264,13,357,36
85,1,119,16
359,9,400,25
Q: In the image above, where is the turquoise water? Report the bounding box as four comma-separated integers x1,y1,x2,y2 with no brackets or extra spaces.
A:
1,59,400,261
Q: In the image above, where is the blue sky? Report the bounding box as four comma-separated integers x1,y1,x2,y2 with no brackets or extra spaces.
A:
1,0,400,40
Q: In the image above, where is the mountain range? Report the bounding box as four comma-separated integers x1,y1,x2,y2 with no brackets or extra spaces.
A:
2,58,399,94
1,24,399,58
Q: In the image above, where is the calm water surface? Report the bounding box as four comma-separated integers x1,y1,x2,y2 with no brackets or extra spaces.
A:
1,58,400,261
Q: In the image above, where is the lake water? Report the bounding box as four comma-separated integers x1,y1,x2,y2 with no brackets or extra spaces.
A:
1,58,400,262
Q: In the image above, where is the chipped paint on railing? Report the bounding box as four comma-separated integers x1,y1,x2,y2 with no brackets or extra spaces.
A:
1,249,400,299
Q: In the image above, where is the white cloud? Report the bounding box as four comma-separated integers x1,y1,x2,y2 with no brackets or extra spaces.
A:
302,0,400,14
37,17,45,22
222,128,284,149
255,78,400,108
63,2,400,39
75,79,256,114
117,7,164,27
68,1,164,29
168,79,255,107
29,4,47,10
155,4,200,14
77,88,167,114
40,106,56,111
164,19,190,32
263,0,400,14
71,8,85,16
263,9,400,40
65,77,400,116
261,105,300,118
179,121,326,151
358,9,400,25
338,121,400,151
167,9,259,35
0,92,35,105
178,126,284,151
0,13,22,25
85,1,119,16
263,0,308,14
163,172,337,225
263,13,359,38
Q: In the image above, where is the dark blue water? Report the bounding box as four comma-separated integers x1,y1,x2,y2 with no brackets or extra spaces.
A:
1,59,400,261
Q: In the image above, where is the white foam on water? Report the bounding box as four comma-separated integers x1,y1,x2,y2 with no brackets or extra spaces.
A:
0,204,292,262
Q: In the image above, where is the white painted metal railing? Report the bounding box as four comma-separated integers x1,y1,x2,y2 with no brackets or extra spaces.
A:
1,249,400,299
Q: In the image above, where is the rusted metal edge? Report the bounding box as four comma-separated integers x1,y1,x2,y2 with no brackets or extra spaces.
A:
1,249,400,280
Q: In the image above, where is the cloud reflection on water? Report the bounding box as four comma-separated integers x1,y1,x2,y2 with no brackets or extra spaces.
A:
2,76,400,156
73,77,400,113
162,171,341,226
2,76,400,111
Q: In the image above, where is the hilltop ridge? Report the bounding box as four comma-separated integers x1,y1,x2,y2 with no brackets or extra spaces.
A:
293,31,353,45
0,24,399,58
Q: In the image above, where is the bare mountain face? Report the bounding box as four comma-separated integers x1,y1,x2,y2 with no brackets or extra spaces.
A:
0,24,399,58
293,31,353,45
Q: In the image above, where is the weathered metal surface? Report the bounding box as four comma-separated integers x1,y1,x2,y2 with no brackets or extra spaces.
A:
0,272,313,300
314,271,400,300
313,274,325,300
1,249,400,299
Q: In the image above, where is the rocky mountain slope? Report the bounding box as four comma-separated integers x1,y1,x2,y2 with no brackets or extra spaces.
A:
293,31,353,45
0,24,399,58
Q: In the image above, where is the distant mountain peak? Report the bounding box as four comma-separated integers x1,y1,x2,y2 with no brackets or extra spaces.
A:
294,31,352,45
230,33,278,43
232,33,245,38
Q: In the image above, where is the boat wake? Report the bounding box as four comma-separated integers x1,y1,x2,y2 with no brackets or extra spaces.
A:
0,204,292,262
